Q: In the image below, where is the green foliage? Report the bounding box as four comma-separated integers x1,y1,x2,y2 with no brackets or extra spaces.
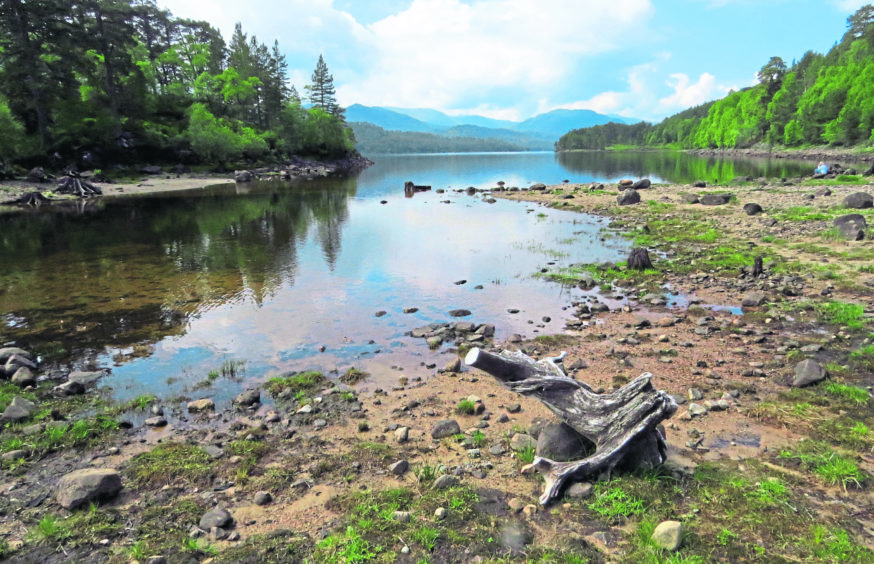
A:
315,526,378,563
558,7,874,150
516,445,536,464
824,382,869,405
456,399,476,415
816,300,866,329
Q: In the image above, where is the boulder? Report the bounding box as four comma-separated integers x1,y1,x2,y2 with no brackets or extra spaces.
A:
833,214,867,241
448,309,472,317
843,192,873,209
199,508,234,530
692,181,706,188
56,468,122,509
530,183,547,190
1,396,36,422
631,178,651,190
792,359,827,388
4,354,36,377
700,193,731,206
235,389,261,407
741,292,767,307
11,367,35,387
535,422,593,462
431,419,461,439
618,179,634,187
617,189,640,206
743,203,763,216
432,475,460,489
651,521,683,551
188,398,216,413
139,166,162,175
0,347,33,364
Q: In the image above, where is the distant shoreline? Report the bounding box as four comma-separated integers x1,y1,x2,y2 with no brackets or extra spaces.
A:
556,145,874,164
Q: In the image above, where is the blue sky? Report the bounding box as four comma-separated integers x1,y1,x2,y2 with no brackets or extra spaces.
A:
158,0,868,122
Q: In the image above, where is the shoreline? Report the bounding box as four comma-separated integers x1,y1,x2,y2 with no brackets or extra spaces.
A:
1,173,874,561
557,145,874,164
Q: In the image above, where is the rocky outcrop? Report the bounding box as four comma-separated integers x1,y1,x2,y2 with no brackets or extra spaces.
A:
617,189,640,206
843,192,873,209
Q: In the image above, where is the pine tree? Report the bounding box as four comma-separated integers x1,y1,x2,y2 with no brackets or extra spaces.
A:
305,54,343,119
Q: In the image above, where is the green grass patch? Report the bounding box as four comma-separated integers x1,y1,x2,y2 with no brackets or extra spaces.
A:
127,442,215,488
824,382,869,405
777,441,865,490
266,370,326,397
587,481,646,522
774,206,833,222
816,300,866,329
456,399,476,415
340,368,369,385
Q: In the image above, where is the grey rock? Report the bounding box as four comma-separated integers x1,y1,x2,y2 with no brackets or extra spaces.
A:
632,178,651,190
743,203,763,215
5,354,36,376
833,214,867,241
741,292,767,307
507,403,521,413
254,491,272,505
489,445,506,456
144,417,167,427
536,422,591,462
682,193,700,204
235,388,261,407
448,309,472,317
433,475,460,489
187,398,215,413
651,520,683,551
56,468,122,509
431,419,461,439
0,347,32,364
510,433,537,451
843,192,873,209
1,396,36,422
793,359,827,387
67,371,105,385
11,366,35,387
700,193,731,206
390,460,410,475
688,403,707,417
2,450,27,461
392,511,411,522
617,189,640,206
199,508,234,530
395,426,410,442
565,482,594,500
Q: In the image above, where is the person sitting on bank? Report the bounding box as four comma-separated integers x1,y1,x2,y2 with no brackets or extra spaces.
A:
815,161,829,175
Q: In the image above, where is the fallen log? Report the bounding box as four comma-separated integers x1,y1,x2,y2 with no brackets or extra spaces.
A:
465,347,677,505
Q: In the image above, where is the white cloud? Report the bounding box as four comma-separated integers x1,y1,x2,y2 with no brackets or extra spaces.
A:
830,0,867,10
550,56,738,122
336,0,655,112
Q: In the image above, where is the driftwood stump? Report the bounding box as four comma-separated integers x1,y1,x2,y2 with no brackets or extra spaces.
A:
752,257,764,278
627,248,653,271
465,347,677,505
55,173,102,197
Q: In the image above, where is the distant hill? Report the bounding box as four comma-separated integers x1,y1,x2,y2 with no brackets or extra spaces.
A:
350,122,525,154
345,104,639,154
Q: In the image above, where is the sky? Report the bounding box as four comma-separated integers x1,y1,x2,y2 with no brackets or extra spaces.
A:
157,0,870,123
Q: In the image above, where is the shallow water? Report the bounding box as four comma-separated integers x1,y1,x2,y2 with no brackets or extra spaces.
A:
0,151,824,404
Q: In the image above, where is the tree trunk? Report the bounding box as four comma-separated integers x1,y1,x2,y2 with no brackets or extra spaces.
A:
55,173,102,197
465,347,677,505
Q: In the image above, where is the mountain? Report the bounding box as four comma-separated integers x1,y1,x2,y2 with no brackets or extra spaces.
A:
345,105,437,133
350,122,526,154
346,104,640,154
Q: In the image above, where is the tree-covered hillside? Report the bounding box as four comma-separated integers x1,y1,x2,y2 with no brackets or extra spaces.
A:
557,5,874,151
0,0,355,173
350,122,525,154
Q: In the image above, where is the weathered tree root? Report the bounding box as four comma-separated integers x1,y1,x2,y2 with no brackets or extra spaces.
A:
465,347,678,505
55,173,102,197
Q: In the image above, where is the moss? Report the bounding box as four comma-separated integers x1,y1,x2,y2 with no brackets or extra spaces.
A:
266,370,326,397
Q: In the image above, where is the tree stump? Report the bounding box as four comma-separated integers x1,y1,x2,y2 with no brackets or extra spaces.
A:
55,172,102,197
465,347,677,505
752,257,764,278
627,248,653,271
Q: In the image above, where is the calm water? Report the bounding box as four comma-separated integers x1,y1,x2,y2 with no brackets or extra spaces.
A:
0,151,822,403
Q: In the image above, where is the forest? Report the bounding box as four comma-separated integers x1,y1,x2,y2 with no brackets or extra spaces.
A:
556,5,874,152
349,122,527,154
0,0,355,175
